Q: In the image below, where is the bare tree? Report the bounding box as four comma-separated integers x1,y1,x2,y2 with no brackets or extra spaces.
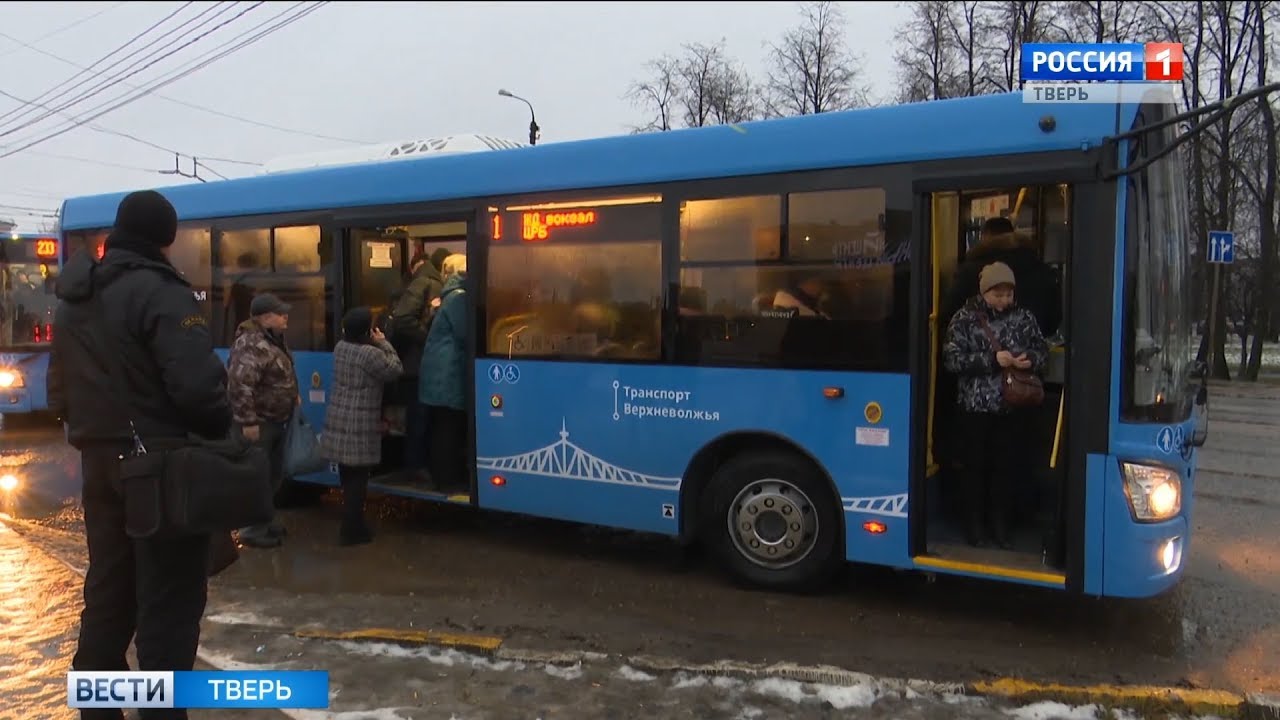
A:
1244,3,1277,379
947,0,986,97
1142,0,1268,379
893,0,959,102
762,1,868,116
624,56,678,133
979,1,1065,92
1053,0,1148,43
625,40,759,132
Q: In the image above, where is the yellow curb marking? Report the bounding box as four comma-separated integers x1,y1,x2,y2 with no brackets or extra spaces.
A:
973,677,1247,715
294,627,503,652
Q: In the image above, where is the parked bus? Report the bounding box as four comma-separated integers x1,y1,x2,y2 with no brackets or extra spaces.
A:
57,89,1208,598
0,230,62,420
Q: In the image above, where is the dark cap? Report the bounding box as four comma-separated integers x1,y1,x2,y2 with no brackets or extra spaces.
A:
250,293,291,316
430,247,451,271
342,306,373,341
113,190,178,248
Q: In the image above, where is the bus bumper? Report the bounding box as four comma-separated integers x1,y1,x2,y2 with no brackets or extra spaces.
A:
0,388,33,414
1103,515,1188,597
1100,457,1191,598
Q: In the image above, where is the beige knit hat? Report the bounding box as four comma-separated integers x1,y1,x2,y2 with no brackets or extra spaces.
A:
979,262,1016,293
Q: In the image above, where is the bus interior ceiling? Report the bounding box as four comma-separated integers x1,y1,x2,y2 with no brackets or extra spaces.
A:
923,183,1071,577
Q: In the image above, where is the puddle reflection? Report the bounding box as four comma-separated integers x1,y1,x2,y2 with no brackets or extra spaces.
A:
0,525,82,718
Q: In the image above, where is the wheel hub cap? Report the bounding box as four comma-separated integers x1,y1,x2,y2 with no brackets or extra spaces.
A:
728,478,819,570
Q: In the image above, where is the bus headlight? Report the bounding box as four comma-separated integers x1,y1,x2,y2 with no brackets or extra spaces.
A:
1121,462,1181,521
0,474,18,492
0,371,23,388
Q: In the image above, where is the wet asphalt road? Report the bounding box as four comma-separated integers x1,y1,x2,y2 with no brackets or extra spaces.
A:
0,522,1146,720
1,381,1276,716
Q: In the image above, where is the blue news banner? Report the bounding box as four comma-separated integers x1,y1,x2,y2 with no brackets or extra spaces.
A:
68,671,329,710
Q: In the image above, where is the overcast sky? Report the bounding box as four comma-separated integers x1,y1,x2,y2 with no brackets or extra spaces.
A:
0,1,907,230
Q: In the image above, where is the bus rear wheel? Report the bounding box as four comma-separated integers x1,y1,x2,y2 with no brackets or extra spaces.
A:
705,450,841,592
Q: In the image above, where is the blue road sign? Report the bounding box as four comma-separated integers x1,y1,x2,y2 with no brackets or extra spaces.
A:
1208,230,1234,264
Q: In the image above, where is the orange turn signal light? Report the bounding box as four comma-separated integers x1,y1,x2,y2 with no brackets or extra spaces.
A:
823,386,844,399
863,520,887,534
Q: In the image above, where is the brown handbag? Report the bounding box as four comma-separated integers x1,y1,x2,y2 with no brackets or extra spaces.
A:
977,314,1045,408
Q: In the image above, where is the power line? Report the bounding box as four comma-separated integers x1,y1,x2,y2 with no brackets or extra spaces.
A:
0,2,257,138
26,148,173,173
0,187,63,201
0,86,262,166
0,1,129,60
0,26,369,144
0,2,199,128
0,202,59,216
0,2,328,161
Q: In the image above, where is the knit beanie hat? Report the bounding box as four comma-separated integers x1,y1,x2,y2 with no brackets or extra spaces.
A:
342,307,373,341
113,190,178,247
979,262,1016,293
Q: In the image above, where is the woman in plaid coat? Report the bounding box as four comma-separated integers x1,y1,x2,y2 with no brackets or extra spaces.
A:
319,307,404,545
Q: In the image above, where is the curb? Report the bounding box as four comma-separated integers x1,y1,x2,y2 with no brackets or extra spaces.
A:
301,627,1278,719
293,627,503,653
968,677,1254,718
1244,693,1280,720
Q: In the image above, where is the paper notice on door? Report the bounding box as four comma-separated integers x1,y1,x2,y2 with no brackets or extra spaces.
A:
855,426,890,447
369,242,395,269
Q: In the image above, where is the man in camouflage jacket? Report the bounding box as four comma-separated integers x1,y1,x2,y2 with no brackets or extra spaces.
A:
227,293,299,548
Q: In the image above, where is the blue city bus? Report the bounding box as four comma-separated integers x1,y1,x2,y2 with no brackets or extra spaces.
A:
57,88,1208,598
0,230,62,419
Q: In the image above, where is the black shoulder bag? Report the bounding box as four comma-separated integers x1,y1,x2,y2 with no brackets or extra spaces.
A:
88,274,275,539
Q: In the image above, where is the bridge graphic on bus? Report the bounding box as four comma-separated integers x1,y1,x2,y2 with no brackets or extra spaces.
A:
475,419,683,490
477,418,910,518
842,493,908,518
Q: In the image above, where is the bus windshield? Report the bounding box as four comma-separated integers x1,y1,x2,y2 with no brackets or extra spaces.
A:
1123,106,1195,422
0,234,59,348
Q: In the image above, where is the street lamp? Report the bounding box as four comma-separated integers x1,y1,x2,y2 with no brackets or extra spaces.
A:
498,88,540,146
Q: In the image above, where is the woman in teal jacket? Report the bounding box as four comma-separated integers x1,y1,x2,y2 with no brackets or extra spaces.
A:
419,254,469,494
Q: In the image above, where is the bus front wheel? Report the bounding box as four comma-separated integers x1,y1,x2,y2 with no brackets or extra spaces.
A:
705,450,841,593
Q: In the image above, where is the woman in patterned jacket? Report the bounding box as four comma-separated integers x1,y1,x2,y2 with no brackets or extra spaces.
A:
943,261,1048,550
319,307,404,545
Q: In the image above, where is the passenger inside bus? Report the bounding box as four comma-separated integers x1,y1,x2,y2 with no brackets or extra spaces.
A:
944,217,1061,339
771,272,831,318
419,253,470,495
928,185,1070,571
943,261,1049,548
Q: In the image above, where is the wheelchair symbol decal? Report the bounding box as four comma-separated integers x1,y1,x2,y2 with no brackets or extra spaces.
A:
488,363,520,384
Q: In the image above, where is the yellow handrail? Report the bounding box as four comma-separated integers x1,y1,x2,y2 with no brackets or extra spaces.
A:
1050,390,1065,469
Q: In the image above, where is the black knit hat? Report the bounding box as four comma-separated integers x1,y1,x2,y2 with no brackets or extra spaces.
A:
342,307,373,341
113,190,178,248
429,247,451,271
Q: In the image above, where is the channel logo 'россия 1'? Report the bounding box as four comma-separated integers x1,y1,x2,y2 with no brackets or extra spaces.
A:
1021,42,1184,82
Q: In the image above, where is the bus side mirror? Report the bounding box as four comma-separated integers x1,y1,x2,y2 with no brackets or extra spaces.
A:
1190,383,1209,448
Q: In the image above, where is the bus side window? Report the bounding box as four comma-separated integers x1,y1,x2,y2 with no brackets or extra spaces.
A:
674,187,908,372
169,225,213,324
484,196,662,360
210,225,333,351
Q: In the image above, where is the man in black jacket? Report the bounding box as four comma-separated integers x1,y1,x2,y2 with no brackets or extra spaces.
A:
48,190,232,720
